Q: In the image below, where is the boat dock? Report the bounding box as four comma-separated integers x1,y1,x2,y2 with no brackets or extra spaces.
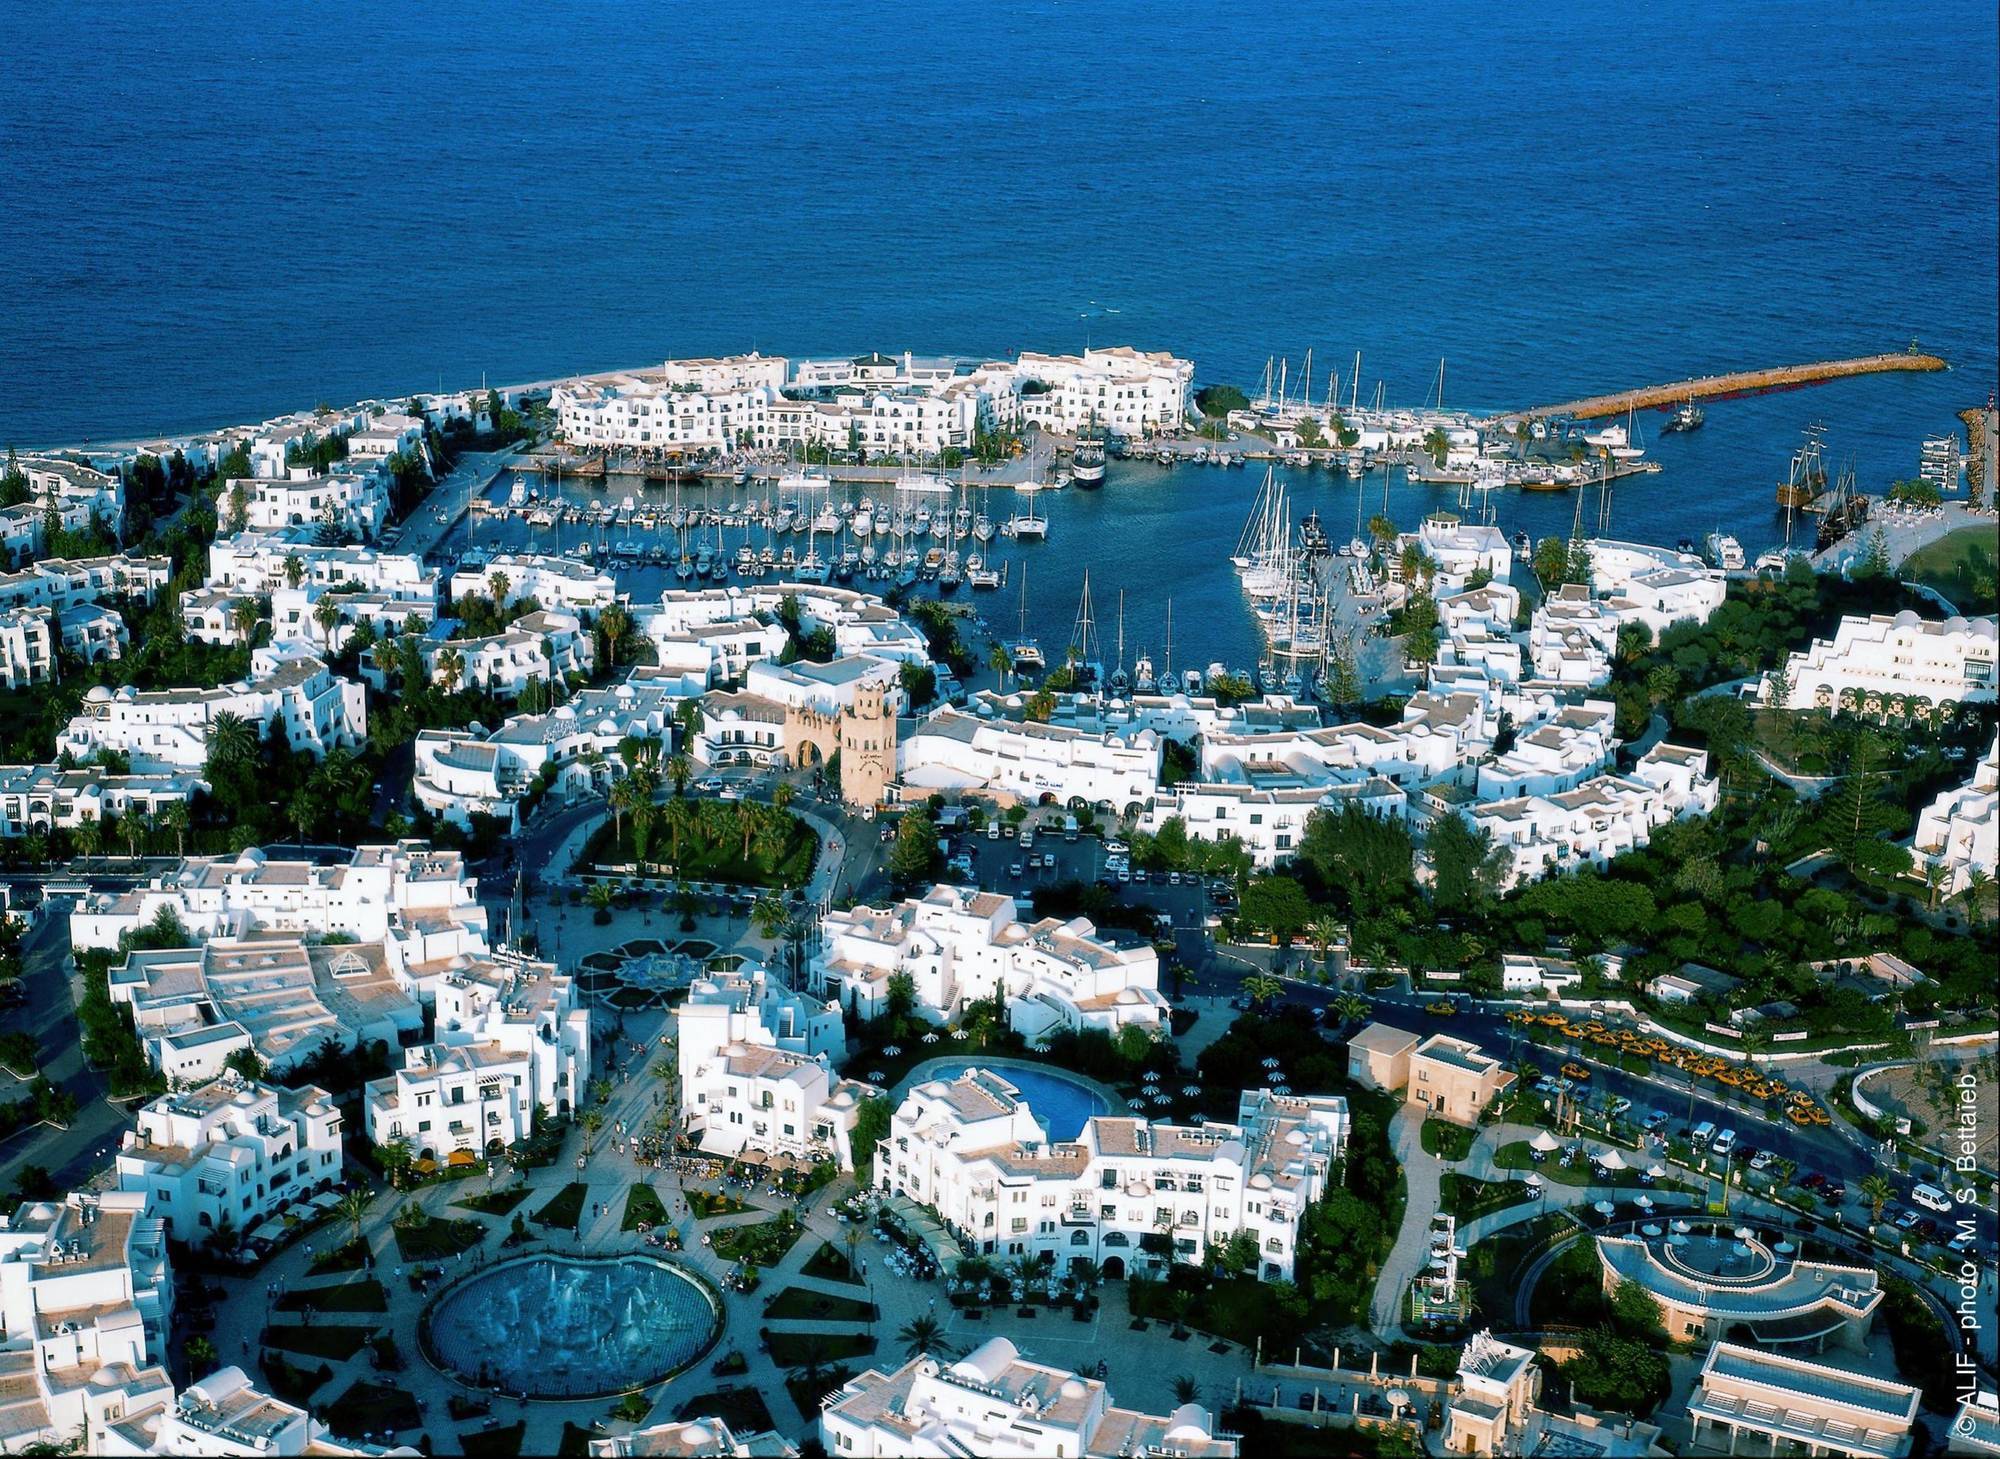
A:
1494,350,1949,424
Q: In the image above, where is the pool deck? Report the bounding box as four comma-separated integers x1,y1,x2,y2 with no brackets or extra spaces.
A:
890,1055,1127,1138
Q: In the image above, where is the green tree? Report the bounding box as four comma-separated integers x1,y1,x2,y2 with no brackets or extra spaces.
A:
1195,384,1250,418
1241,973,1285,1006
850,1094,892,1181
1859,1173,1894,1225
889,808,940,887
884,970,918,1022
1608,1277,1665,1339
751,894,789,941
896,1314,954,1360
203,712,257,773
1427,815,1506,909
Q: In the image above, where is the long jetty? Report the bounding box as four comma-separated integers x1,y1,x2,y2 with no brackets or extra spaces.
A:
1494,350,1948,423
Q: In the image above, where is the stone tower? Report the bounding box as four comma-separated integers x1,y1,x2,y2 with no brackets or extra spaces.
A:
839,677,894,808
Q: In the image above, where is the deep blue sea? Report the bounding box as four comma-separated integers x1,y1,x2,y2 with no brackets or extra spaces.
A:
5,0,1994,671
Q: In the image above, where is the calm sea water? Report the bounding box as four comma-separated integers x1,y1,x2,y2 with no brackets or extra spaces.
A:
5,0,1994,670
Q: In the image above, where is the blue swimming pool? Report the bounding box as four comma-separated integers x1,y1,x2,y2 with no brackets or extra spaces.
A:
920,1061,1111,1142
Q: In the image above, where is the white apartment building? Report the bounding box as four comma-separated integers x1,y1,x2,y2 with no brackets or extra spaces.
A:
899,706,1161,813
269,584,440,652
555,370,779,451
344,411,427,460
877,1068,1346,1281
144,1365,423,1458
1766,611,1999,712
114,1074,343,1242
1409,513,1512,594
57,647,367,772
1686,1343,1919,1459
1144,777,1406,869
681,1042,874,1168
205,533,437,601
0,553,171,615
744,653,905,717
0,764,202,837
811,885,1167,1040
106,936,425,1080
72,841,488,965
362,611,593,699
447,553,619,613
1912,732,1997,896
677,964,845,1097
19,456,127,539
822,1337,1236,1459
1007,347,1196,436
0,607,54,689
243,465,393,541
62,603,129,663
644,614,790,688
589,1418,796,1459
1499,953,1587,996
692,691,789,768
412,668,695,830
0,1191,175,1456
366,954,590,1156
1474,703,1616,801
742,583,931,665
1582,538,1727,640
1470,742,1718,887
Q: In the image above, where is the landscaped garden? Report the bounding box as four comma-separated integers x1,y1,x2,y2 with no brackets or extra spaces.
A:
622,1182,670,1231
1420,1118,1476,1161
454,1184,533,1217
392,1210,488,1261
801,1241,865,1285
277,1279,387,1315
764,1286,877,1323
712,1215,805,1268
686,1188,749,1219
321,1379,422,1437
580,798,817,889
1439,1173,1535,1223
765,1330,877,1365
533,1182,588,1230
261,1324,376,1361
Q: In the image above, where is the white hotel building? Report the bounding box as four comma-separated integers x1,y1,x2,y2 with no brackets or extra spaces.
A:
1686,1342,1919,1459
1004,347,1196,436
681,1042,876,1170
204,533,438,601
811,885,1167,1041
56,646,367,773
822,1337,1236,1459
877,1068,1346,1281
142,1365,424,1458
0,763,202,838
1766,610,1999,713
71,841,488,968
1470,741,1719,888
0,552,171,615
447,553,619,614
412,667,696,830
366,954,590,1156
360,610,594,700
0,1191,175,1456
1912,731,1997,897
898,706,1161,813
113,1074,344,1242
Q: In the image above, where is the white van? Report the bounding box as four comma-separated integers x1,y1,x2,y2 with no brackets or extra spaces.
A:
1711,1128,1738,1157
1910,1183,1954,1214
1689,1121,1715,1148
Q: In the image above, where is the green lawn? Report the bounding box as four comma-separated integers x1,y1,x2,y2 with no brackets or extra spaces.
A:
1420,1119,1476,1161
711,1217,804,1268
1902,526,1998,615
259,1353,332,1406
454,1184,533,1216
686,1188,748,1219
394,1216,487,1261
261,1324,376,1361
1440,1173,1535,1223
1128,1276,1271,1350
622,1183,669,1232
801,1241,865,1285
459,1422,527,1458
766,1330,878,1366
321,1379,422,1437
534,1182,588,1230
277,1279,387,1314
764,1287,877,1323
307,1240,369,1276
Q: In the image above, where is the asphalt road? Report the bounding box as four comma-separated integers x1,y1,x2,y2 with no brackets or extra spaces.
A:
0,907,133,1197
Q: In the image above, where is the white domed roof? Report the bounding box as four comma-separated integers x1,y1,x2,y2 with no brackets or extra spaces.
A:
85,685,114,703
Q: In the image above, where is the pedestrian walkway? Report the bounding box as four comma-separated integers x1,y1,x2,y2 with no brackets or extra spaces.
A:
1369,1107,1440,1335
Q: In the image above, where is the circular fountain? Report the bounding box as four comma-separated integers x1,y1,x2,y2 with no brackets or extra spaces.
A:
422,1253,723,1398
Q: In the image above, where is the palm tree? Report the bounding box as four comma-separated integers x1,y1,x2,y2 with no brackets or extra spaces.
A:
185,1334,219,1373
284,553,305,590
664,797,696,865
1306,915,1345,977
1166,1288,1194,1336
736,799,759,861
988,641,1013,689
204,711,257,772
157,801,189,857
376,1133,415,1190
771,780,794,814
230,596,261,643
1171,1375,1200,1405
599,601,631,668
579,1108,604,1156
1241,973,1284,1007
1859,1173,1894,1226
585,882,616,919
488,571,511,610
608,774,642,848
437,646,465,696
896,1314,953,1360
72,816,103,860
752,894,789,941
313,597,342,649
1334,992,1371,1024
1957,866,1992,925
335,1188,370,1248
666,753,692,797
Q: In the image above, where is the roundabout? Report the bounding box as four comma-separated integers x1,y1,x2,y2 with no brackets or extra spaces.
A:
421,1252,723,1399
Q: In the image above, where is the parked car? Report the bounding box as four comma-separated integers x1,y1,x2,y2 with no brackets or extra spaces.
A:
1425,999,1457,1016
1893,1208,1922,1231
1560,1062,1591,1082
1749,1149,1775,1172
1606,1096,1633,1118
1641,1110,1669,1132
